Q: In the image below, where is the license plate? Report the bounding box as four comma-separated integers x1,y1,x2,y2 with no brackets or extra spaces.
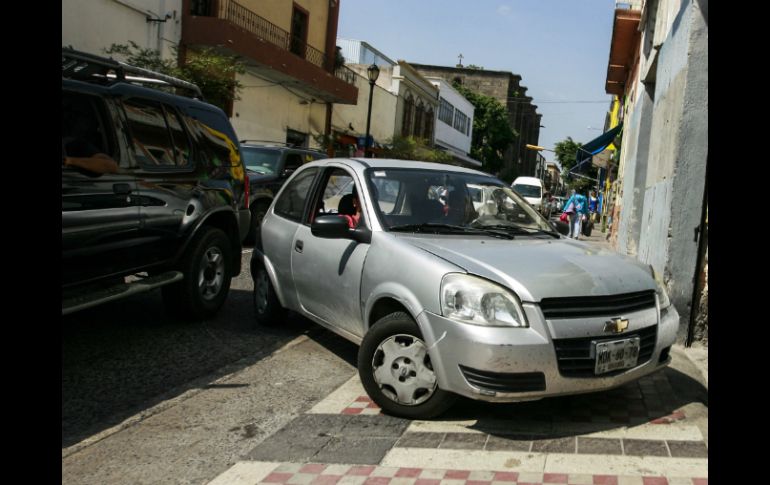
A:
594,336,640,375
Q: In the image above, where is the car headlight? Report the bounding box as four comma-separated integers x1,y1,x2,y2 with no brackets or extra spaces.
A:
440,273,528,327
649,265,672,309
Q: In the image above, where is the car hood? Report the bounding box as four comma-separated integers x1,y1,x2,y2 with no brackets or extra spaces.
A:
395,234,655,302
246,171,278,183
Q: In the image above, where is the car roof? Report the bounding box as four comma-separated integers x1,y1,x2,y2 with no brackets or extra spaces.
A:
513,176,542,185
310,158,493,177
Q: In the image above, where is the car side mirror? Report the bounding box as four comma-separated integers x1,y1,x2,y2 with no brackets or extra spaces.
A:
311,215,372,244
282,167,297,178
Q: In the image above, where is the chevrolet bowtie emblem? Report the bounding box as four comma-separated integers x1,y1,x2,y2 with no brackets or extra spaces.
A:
604,317,629,334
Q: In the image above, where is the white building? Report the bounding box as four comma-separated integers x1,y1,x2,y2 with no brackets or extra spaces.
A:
426,78,480,168
62,0,182,62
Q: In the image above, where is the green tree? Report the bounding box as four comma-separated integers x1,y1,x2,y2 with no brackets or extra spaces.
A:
379,136,454,163
554,136,597,193
453,83,516,175
105,41,245,112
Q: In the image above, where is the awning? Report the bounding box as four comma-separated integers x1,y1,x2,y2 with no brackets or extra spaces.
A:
571,123,623,173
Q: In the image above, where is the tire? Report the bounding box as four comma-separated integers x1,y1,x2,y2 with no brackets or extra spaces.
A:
252,263,286,326
163,227,232,320
245,201,270,245
358,312,457,419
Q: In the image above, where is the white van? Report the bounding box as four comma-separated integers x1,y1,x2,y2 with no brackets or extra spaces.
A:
511,176,544,213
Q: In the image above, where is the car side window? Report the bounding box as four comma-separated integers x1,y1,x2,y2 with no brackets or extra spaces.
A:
123,99,191,168
274,167,319,222
62,90,116,160
284,153,304,171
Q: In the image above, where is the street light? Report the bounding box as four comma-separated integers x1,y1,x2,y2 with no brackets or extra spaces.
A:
364,63,380,158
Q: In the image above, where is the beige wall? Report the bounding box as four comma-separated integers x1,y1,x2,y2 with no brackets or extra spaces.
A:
240,0,329,53
231,70,328,148
332,69,397,146
62,0,182,61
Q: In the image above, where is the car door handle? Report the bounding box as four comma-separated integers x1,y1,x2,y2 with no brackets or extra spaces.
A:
295,240,303,253
113,183,132,195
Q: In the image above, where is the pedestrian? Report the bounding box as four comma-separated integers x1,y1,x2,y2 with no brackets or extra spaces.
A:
562,189,588,239
588,190,599,223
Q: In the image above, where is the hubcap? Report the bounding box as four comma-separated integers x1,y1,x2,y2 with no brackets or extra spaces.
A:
198,246,224,301
372,334,437,406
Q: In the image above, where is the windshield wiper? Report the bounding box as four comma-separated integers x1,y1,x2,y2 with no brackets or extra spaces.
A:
246,167,267,175
472,223,560,239
389,223,514,240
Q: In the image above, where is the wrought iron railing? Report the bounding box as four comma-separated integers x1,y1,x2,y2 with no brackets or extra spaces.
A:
210,0,332,72
334,65,357,85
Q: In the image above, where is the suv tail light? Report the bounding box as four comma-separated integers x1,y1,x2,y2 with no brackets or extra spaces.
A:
243,175,250,209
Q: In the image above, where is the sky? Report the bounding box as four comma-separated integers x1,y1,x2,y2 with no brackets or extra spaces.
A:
337,0,617,168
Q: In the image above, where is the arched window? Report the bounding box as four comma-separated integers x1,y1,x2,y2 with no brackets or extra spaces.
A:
414,102,424,138
402,95,414,137
424,108,434,140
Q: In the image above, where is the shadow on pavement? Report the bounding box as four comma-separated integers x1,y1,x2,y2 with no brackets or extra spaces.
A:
61,288,315,449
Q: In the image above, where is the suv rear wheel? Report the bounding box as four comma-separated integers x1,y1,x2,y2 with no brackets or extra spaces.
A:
163,227,232,320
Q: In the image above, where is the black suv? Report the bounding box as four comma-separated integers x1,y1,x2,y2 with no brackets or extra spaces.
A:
240,142,326,242
62,48,250,319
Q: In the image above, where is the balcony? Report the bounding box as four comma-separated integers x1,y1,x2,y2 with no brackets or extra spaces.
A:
183,0,358,104
605,7,642,96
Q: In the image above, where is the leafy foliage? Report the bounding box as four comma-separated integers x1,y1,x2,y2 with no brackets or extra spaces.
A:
105,42,245,111
452,83,516,175
380,136,454,163
554,136,598,192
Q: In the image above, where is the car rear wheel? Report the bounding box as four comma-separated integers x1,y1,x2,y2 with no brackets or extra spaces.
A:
253,264,286,326
163,227,232,320
358,312,456,419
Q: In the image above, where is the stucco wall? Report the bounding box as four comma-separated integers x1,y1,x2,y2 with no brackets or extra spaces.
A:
231,70,329,147
332,67,397,146
634,0,708,342
62,0,182,60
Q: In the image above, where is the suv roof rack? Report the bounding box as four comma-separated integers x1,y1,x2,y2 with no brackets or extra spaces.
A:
62,47,203,99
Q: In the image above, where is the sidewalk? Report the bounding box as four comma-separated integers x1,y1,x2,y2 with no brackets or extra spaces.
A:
579,226,708,389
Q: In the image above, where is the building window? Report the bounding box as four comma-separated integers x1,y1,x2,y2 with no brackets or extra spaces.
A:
290,4,309,59
402,95,414,137
286,128,308,148
454,110,468,135
438,97,454,126
414,102,424,138
424,109,434,140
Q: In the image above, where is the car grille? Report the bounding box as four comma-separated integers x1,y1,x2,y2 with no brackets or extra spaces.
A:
459,365,546,393
552,325,657,378
539,290,656,319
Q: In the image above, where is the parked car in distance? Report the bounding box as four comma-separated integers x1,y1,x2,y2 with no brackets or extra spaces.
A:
62,48,249,319
511,176,545,215
251,158,679,419
240,142,327,243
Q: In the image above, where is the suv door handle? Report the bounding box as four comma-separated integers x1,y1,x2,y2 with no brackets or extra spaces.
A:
294,240,303,253
113,183,132,195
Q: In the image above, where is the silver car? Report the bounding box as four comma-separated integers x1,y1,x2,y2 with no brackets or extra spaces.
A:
251,159,678,419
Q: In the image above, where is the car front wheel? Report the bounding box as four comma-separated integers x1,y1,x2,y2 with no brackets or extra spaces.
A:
358,312,456,419
253,264,286,326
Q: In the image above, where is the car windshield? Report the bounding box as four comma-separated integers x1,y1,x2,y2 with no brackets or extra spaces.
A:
366,168,555,234
512,184,542,198
241,147,281,175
